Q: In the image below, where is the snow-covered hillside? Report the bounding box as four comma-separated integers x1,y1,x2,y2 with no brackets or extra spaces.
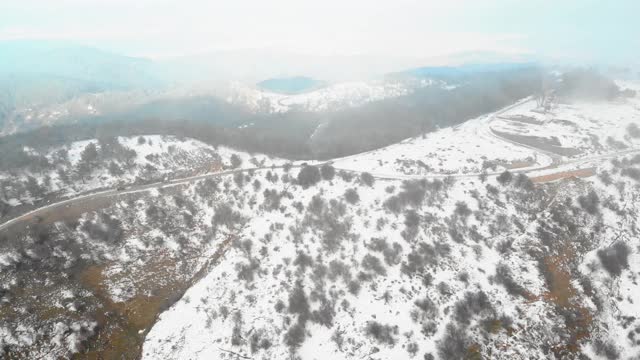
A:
225,79,442,114
140,157,640,360
332,83,640,178
0,135,283,211
2,85,640,360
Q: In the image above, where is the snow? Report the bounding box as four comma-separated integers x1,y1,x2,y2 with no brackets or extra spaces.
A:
0,135,285,209
332,101,550,177
3,81,640,359
140,89,640,360
225,79,447,114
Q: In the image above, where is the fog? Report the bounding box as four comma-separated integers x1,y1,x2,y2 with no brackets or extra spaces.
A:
1,2,640,360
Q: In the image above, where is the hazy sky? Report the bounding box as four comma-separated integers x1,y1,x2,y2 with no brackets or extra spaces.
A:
1,0,638,64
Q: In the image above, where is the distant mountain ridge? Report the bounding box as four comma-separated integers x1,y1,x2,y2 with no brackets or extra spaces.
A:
390,62,539,81
0,40,162,87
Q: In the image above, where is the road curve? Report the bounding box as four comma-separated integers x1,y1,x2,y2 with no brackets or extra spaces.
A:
2,97,640,233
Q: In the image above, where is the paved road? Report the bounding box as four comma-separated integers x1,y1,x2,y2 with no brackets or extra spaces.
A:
2,98,639,233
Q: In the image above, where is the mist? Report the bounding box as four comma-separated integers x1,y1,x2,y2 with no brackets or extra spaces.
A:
1,2,640,360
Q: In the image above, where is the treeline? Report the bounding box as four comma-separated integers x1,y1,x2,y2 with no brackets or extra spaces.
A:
309,67,544,158
558,68,636,101
0,67,543,169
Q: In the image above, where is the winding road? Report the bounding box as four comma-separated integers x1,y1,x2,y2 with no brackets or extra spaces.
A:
2,97,639,234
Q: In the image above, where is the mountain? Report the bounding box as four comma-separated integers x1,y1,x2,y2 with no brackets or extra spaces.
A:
0,40,162,87
1,84,639,359
0,41,165,135
390,62,539,81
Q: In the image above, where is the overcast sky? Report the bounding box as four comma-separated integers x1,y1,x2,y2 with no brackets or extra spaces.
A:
1,0,638,64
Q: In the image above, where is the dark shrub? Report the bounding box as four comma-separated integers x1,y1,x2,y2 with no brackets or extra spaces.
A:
230,154,242,168
497,170,513,185
407,342,419,357
593,339,620,360
320,163,336,181
361,172,375,187
597,242,631,277
348,280,361,295
233,172,244,188
365,321,397,345
212,204,243,229
404,210,421,228
493,263,525,296
513,173,534,190
288,282,310,319
297,165,321,188
284,322,306,348
231,311,243,346
622,167,640,182
578,190,600,215
311,300,335,327
344,188,360,204
627,123,640,138
454,291,493,325
454,201,471,219
437,324,470,360
328,260,352,282
236,259,260,283
294,251,314,272
275,300,285,312
361,254,387,276
414,297,439,318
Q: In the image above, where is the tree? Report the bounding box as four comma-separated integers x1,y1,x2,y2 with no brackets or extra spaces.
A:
297,165,321,188
497,170,513,185
597,242,630,277
627,123,640,138
320,163,336,181
108,162,124,176
57,168,69,184
361,172,375,187
230,154,242,169
578,190,600,215
80,142,99,173
344,188,359,204
25,176,44,198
